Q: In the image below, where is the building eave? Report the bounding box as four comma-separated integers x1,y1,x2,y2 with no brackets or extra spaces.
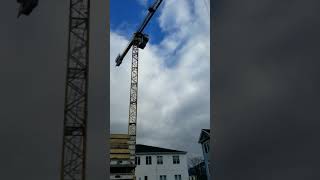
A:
136,151,187,156
136,144,187,154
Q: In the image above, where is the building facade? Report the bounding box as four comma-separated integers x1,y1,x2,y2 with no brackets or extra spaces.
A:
135,144,188,180
198,129,211,180
110,134,135,180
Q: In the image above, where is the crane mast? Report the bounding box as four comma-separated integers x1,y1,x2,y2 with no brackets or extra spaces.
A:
16,1,91,180
60,0,90,180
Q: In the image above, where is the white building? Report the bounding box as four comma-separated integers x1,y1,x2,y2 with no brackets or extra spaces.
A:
135,144,188,180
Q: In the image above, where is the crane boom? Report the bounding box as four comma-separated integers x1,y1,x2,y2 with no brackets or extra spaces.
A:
115,0,163,66
137,0,163,33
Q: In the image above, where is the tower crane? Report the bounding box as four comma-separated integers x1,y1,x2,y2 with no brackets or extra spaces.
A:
16,0,163,179
17,0,91,180
110,1,163,179
114,0,163,164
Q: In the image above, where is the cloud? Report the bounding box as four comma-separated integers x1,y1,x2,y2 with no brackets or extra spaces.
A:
111,0,210,157
136,0,149,7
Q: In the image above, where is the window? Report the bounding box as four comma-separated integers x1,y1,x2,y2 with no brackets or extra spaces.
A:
135,156,140,165
173,155,180,164
157,156,163,164
174,175,181,180
160,175,167,180
204,142,210,153
146,156,152,165
144,176,148,180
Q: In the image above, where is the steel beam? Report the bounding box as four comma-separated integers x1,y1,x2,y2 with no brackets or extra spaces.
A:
60,0,90,180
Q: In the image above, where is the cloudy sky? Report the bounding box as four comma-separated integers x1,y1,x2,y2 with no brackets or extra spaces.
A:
110,0,210,157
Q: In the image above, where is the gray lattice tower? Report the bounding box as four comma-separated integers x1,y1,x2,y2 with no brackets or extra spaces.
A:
60,0,90,180
128,44,139,163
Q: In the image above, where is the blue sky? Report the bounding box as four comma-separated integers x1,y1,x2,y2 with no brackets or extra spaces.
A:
110,0,165,45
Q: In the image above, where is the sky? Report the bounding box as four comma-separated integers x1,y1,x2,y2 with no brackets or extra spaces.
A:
110,0,165,44
110,0,210,158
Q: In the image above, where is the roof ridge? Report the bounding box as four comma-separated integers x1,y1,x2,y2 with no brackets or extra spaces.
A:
136,144,186,153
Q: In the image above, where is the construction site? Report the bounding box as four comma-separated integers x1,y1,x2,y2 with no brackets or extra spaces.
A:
12,0,210,180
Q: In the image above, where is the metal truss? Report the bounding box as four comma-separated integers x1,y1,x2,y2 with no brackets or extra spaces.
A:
60,0,90,180
128,45,139,164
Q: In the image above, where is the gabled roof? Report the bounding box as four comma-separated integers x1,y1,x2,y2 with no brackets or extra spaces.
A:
136,144,187,154
198,129,210,143
203,129,210,134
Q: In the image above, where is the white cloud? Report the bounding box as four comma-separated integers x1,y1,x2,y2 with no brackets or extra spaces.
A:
136,0,149,7
158,0,192,32
111,0,210,157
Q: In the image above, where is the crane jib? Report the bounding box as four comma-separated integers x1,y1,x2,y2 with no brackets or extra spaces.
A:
137,0,163,33
115,0,163,66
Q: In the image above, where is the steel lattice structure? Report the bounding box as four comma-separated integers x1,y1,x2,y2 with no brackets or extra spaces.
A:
60,0,90,180
128,45,139,163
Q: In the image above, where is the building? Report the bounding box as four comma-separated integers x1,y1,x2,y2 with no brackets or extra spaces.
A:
198,129,211,180
188,161,207,180
110,134,135,180
135,144,188,180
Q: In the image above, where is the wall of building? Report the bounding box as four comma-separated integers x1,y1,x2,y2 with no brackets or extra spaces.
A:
135,153,188,180
201,140,210,180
